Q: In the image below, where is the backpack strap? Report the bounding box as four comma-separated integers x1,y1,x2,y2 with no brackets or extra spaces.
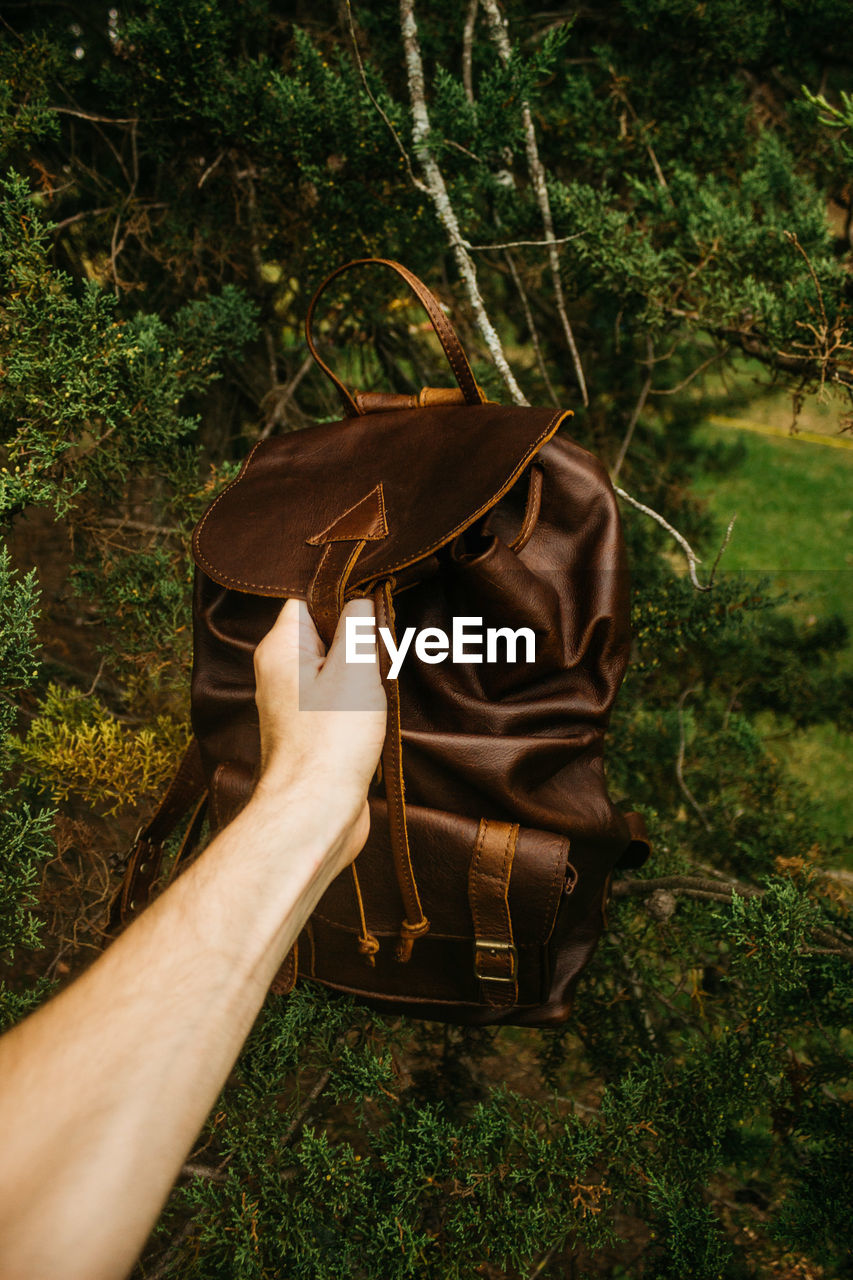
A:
374,580,430,963
305,258,486,417
467,819,520,1009
107,737,206,932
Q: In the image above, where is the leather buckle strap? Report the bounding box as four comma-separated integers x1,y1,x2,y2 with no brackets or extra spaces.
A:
467,819,520,1008
474,939,518,984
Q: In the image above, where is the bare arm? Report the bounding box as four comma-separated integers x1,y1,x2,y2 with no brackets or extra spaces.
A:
0,598,385,1280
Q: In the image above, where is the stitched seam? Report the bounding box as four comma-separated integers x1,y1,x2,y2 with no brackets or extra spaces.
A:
192,413,569,593
509,465,544,553
387,648,419,918
540,837,571,944
372,413,567,571
378,583,423,924
338,540,367,613
469,819,489,942
192,438,265,573
501,824,517,944
492,823,516,987
306,483,388,545
386,261,477,401
307,541,333,617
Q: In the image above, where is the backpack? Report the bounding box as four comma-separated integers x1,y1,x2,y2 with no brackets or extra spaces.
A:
113,258,650,1026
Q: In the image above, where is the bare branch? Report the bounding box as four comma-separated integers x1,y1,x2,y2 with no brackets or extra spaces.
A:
784,229,828,332
99,518,180,535
462,0,478,104
710,323,853,395
614,487,735,591
648,348,728,396
462,231,587,251
49,107,139,124
675,688,712,831
399,0,528,403
503,251,559,405
611,334,653,480
259,352,315,439
346,0,427,195
481,0,589,404
197,150,226,189
51,205,112,232
612,876,853,962
708,514,737,583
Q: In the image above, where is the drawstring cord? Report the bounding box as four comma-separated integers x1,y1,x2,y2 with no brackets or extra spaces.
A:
350,863,380,964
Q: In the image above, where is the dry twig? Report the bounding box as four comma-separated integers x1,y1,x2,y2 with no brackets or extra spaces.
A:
481,0,589,403
615,488,736,591
611,334,654,479
675,687,712,831
462,0,478,104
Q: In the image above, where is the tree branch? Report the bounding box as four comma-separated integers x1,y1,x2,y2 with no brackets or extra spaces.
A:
462,0,478,104
612,876,853,961
481,0,589,404
675,687,712,831
462,231,587,251
614,487,736,591
503,251,559,405
346,0,427,195
611,334,653,480
399,0,528,403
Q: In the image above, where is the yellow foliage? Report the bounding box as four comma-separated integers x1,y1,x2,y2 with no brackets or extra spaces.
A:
18,684,191,815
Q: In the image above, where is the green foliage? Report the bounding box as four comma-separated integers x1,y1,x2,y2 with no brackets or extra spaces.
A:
17,682,189,814
0,171,258,521
0,548,54,957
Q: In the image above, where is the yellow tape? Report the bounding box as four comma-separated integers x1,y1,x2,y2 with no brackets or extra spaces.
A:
708,414,853,451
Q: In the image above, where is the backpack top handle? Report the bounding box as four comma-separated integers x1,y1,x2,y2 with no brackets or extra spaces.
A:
305,258,486,417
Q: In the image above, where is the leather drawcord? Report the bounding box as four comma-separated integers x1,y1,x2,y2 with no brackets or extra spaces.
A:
350,863,380,964
373,580,430,963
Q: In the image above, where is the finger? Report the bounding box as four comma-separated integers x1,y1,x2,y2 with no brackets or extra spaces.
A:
323,598,385,711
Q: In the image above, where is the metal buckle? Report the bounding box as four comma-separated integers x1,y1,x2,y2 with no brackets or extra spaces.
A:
473,939,518,984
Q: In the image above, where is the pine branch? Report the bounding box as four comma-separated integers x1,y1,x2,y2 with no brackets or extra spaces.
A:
612,876,853,961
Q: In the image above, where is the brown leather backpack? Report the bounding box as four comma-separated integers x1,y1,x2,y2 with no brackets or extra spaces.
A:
114,259,650,1026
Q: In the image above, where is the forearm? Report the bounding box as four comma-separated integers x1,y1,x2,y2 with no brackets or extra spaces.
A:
0,786,342,1280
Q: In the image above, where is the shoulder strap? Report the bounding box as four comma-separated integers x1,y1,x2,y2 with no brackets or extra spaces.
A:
107,738,207,933
305,258,486,417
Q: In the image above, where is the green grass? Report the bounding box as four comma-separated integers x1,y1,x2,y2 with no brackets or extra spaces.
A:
691,419,852,854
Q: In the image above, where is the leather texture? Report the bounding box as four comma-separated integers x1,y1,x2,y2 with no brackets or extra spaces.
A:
116,258,650,1026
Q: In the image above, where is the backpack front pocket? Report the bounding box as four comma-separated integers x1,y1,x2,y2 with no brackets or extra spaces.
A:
303,800,573,1019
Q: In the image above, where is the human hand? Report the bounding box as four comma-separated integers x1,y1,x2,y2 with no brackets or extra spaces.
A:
252,598,386,873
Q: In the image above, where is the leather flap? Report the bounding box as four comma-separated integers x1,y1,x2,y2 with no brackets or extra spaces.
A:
192,404,569,597
313,800,571,945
